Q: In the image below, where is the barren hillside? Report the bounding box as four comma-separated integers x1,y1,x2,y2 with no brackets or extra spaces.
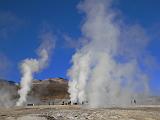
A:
30,78,69,100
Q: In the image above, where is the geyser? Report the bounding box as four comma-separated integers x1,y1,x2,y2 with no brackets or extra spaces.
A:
68,0,150,107
16,31,55,106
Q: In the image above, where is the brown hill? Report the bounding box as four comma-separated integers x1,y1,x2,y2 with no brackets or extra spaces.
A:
30,78,69,100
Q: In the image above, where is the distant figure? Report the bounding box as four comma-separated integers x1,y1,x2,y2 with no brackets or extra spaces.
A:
52,102,54,105
131,99,136,105
68,101,71,105
73,102,78,105
62,101,64,105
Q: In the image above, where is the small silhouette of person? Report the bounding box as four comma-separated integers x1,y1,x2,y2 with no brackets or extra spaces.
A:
68,101,71,105
62,101,64,105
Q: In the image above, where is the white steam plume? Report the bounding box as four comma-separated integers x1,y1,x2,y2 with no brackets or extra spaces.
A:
68,0,150,107
16,32,55,106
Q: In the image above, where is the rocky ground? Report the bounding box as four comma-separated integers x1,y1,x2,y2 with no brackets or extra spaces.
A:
0,105,160,120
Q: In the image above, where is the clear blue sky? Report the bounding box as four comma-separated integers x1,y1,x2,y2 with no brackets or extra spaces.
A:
0,0,160,95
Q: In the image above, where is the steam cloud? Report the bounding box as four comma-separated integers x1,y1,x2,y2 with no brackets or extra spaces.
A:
0,81,17,108
68,0,151,107
16,31,55,106
0,54,15,108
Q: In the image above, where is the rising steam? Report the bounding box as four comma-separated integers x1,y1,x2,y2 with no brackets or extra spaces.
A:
16,32,55,106
68,0,150,107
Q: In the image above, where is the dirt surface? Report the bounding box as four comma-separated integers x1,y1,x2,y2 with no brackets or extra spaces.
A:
0,105,160,120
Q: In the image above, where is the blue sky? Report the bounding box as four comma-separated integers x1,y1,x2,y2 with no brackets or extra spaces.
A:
0,0,160,95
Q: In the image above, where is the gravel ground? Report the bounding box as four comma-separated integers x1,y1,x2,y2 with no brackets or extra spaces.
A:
0,105,160,120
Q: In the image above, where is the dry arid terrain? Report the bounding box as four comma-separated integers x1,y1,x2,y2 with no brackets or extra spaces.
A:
1,79,160,120
0,105,160,120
